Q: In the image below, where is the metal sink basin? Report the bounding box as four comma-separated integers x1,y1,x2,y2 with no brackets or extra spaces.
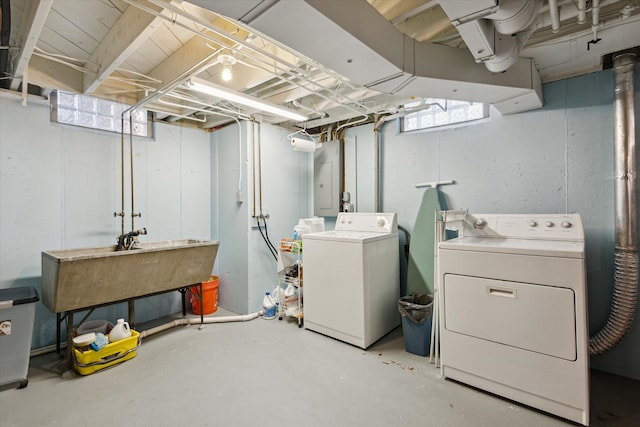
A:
41,239,219,313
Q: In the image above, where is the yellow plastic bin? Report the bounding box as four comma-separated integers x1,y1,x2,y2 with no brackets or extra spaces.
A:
72,330,140,375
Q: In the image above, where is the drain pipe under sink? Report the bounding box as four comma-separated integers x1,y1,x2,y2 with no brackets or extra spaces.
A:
139,311,262,339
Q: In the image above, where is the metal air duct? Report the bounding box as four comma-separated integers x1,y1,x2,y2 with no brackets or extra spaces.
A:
589,52,639,356
439,0,540,73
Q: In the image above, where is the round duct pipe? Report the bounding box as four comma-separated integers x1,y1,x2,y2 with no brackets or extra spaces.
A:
484,34,520,73
488,0,541,35
589,52,639,356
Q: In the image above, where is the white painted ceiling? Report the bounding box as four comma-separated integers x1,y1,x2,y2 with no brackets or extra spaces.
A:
2,0,639,131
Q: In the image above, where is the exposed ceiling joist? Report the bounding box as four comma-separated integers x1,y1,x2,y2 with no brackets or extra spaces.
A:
27,54,83,93
83,0,166,94
5,0,640,130
9,0,53,91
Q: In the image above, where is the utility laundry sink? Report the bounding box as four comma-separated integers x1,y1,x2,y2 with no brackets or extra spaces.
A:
41,239,219,313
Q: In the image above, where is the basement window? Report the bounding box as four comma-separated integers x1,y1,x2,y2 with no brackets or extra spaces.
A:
50,91,152,137
401,99,488,133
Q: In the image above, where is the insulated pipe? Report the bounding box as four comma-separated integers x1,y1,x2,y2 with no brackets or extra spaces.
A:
548,0,561,33
592,0,601,41
139,312,262,339
590,53,639,356
577,0,586,24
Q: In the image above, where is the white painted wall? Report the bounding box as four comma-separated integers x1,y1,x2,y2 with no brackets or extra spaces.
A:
1,64,638,381
0,92,211,349
211,121,312,314
344,66,640,380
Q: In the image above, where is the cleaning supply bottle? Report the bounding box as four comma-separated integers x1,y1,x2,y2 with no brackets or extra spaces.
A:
284,281,299,306
90,333,109,351
272,285,284,306
262,292,276,320
109,318,132,342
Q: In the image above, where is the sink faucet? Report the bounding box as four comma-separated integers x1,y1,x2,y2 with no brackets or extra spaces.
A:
117,228,147,251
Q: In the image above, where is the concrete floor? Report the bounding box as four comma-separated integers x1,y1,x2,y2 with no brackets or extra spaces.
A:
1,309,639,427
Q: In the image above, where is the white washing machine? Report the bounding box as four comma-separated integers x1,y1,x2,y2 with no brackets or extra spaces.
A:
302,212,400,349
438,213,589,426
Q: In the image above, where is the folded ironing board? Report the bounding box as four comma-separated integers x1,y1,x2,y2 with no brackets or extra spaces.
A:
406,188,447,295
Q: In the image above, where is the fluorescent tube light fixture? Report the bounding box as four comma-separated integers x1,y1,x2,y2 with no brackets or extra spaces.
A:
184,77,307,122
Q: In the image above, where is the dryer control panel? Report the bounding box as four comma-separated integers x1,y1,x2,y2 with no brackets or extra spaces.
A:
335,212,398,233
463,213,584,241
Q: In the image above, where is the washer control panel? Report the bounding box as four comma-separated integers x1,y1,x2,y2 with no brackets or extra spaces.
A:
465,213,584,240
335,212,398,233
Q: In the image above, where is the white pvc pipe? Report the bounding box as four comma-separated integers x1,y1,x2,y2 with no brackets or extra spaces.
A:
139,311,262,339
549,0,561,33
592,0,601,40
592,0,601,26
577,0,587,24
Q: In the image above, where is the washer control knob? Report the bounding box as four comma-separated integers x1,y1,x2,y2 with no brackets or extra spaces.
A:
561,221,572,229
545,221,554,228
377,218,386,227
474,218,487,228
529,220,538,227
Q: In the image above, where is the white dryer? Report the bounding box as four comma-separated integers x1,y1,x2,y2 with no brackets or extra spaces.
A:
302,213,400,349
438,213,589,426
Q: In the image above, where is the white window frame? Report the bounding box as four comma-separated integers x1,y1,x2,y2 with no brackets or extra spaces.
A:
50,91,153,138
401,98,489,133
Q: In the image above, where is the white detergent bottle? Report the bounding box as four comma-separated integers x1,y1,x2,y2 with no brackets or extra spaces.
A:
272,286,284,306
109,318,132,342
262,292,276,320
284,282,298,306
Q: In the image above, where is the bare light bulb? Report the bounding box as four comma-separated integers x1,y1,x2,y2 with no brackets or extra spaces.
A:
221,64,232,82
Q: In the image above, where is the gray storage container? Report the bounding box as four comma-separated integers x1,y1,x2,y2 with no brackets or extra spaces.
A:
0,287,39,389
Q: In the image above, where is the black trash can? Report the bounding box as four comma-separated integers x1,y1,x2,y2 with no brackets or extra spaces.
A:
398,293,433,356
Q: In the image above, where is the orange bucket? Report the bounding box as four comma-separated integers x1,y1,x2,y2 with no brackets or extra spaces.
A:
190,276,219,315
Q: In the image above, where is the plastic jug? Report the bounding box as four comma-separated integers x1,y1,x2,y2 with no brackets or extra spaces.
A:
293,224,310,241
109,318,132,342
284,282,299,306
263,292,276,320
272,286,285,306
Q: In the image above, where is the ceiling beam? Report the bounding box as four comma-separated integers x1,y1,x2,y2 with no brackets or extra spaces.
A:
26,54,84,94
9,0,54,91
83,0,166,94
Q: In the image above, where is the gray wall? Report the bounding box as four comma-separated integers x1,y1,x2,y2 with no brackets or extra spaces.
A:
211,122,312,314
344,65,640,380
1,64,638,381
0,92,211,349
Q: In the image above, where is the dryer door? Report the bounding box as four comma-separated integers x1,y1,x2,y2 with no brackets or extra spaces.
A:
442,274,577,361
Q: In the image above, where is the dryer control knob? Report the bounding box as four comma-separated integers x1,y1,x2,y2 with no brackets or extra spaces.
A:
529,220,538,227
377,218,386,227
561,221,572,229
474,218,487,228
545,221,554,227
